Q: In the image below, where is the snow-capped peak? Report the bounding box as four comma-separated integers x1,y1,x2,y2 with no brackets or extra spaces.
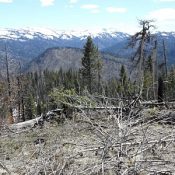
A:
0,27,130,41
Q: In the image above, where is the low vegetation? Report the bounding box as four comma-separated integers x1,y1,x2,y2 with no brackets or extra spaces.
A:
1,104,175,174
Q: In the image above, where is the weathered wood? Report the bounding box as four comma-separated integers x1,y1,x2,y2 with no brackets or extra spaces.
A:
141,101,175,108
76,106,124,110
0,161,11,175
8,109,63,130
8,101,175,131
130,111,175,127
9,116,42,130
141,101,165,106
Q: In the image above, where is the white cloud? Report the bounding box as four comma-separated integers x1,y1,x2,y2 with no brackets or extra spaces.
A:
101,22,138,34
148,8,175,21
0,0,13,3
106,7,127,13
91,9,100,14
69,0,78,4
81,4,99,10
40,0,55,6
81,4,100,13
147,8,175,32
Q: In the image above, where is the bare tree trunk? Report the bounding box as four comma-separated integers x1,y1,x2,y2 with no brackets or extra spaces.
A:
158,76,164,102
17,62,22,122
97,60,101,94
131,20,155,98
138,37,145,96
89,65,92,94
5,44,13,118
152,41,158,100
21,95,25,122
163,40,168,101
17,62,25,122
163,40,168,77
17,76,21,122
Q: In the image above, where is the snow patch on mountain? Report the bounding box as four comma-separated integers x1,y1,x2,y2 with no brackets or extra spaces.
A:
0,28,130,41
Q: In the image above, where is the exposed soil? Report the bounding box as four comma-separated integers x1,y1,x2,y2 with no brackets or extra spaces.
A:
0,108,175,175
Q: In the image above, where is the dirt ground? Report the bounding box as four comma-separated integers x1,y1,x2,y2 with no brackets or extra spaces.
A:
0,108,175,175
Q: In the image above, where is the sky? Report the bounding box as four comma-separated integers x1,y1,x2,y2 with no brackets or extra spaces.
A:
0,0,175,34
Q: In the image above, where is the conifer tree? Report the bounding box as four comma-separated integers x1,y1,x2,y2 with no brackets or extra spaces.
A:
96,50,102,94
119,65,128,97
120,65,127,87
143,56,154,99
25,94,35,120
81,36,101,94
158,76,164,102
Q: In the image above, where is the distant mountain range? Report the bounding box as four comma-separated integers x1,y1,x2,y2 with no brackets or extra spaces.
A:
0,28,130,61
0,28,174,75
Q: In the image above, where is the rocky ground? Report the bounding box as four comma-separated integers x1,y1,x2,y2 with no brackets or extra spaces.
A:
0,107,175,175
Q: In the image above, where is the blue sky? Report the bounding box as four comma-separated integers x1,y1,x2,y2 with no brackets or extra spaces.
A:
0,0,175,33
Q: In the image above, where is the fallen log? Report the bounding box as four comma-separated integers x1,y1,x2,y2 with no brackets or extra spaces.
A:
130,111,175,127
9,116,42,131
76,106,126,111
8,109,63,131
140,101,175,109
7,105,124,131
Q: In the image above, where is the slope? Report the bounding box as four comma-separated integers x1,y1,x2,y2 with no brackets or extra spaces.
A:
26,47,131,80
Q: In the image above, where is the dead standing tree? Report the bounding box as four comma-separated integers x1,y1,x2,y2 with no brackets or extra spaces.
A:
5,44,13,122
163,39,168,78
157,40,168,102
130,20,155,97
151,40,158,100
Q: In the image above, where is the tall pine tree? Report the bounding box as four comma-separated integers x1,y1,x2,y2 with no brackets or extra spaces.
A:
81,36,101,94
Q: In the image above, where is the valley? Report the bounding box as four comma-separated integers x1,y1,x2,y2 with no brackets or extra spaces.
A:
0,28,175,76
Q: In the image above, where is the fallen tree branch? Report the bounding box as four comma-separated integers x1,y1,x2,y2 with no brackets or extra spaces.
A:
130,111,175,127
0,161,11,175
9,116,42,131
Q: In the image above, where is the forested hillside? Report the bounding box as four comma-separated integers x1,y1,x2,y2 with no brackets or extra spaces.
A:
1,20,175,174
25,47,130,80
0,28,175,75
